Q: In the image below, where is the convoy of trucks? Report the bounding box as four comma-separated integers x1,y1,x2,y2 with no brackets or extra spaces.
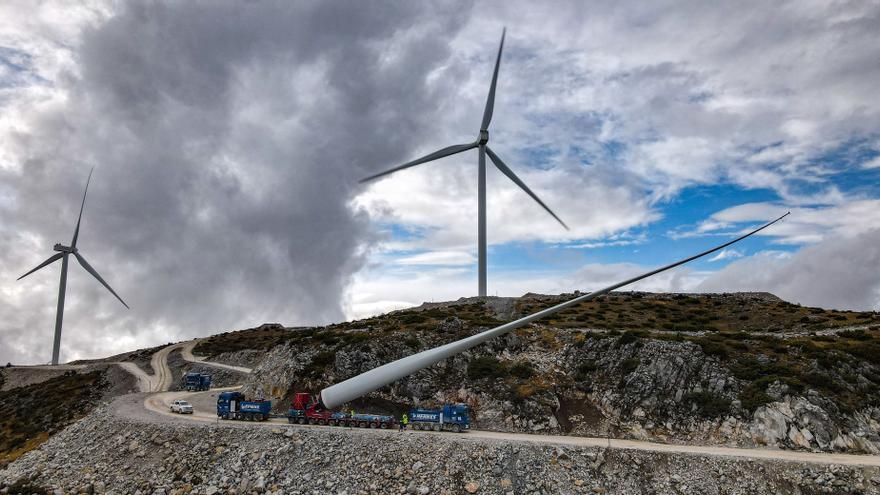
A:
212,389,470,433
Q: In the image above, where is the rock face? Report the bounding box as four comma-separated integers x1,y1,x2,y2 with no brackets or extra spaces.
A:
242,312,880,453
2,404,879,495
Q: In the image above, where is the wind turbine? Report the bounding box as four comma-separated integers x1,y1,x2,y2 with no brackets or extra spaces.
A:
360,28,567,297
17,168,129,365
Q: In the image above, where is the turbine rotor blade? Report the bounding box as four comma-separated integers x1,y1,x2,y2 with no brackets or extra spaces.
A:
480,28,506,131
318,212,790,409
360,142,477,183
17,253,64,281
485,146,568,230
73,252,129,309
71,167,94,248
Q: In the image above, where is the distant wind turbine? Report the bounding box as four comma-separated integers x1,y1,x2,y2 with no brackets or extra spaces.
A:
360,28,567,297
17,168,129,365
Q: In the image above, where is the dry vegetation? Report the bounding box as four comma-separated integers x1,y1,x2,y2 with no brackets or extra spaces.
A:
522,292,877,333
0,371,106,468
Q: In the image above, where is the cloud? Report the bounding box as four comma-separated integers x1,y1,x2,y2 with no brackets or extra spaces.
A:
396,251,476,266
0,1,473,364
698,230,880,311
708,249,743,262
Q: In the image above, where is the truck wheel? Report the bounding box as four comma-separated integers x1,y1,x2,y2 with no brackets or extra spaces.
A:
380,422,388,429
298,417,306,425
433,424,441,432
359,422,368,428
453,424,462,433
318,419,326,425
288,417,295,424
369,422,377,429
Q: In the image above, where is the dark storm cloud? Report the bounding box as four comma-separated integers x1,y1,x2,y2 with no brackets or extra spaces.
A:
0,1,473,363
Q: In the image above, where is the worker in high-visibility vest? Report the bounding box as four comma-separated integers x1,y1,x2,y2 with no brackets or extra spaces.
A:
400,413,409,431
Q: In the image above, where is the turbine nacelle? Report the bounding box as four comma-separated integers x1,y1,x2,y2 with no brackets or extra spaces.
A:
478,130,489,145
53,244,76,254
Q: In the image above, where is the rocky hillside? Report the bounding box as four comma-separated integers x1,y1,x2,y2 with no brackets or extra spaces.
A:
3,402,878,495
238,292,880,453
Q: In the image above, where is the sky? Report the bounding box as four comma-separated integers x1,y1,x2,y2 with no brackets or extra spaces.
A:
0,1,878,365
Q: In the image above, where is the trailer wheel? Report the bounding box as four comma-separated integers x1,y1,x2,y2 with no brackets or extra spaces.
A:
433,424,441,432
359,422,368,428
380,422,388,429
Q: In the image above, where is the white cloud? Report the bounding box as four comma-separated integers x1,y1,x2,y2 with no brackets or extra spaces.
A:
396,250,475,266
863,156,880,169
709,249,743,262
698,230,880,311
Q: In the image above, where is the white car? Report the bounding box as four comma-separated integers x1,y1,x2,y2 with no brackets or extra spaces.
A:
170,399,193,414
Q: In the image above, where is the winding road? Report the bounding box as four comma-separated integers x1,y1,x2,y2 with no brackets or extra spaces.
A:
113,339,252,393
105,340,880,468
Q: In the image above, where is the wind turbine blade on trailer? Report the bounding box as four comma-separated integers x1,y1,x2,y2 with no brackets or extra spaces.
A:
480,28,506,131
71,167,94,248
318,212,790,409
16,253,64,281
360,142,478,183
485,146,568,230
73,252,129,309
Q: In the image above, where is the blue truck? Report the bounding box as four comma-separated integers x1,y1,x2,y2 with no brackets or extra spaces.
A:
182,372,212,391
216,391,271,421
408,404,470,432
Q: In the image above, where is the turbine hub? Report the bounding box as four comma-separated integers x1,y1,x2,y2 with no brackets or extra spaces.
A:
53,244,75,253
478,130,489,145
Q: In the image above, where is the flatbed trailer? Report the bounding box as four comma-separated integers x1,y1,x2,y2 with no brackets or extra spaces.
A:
286,392,395,428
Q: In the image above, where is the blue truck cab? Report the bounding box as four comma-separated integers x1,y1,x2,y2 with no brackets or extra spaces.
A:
183,372,212,391
409,404,469,432
216,391,271,421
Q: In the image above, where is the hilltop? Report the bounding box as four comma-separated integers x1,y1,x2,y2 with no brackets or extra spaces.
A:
3,291,880,494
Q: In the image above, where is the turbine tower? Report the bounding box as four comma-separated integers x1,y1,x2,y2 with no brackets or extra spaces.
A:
17,168,129,365
360,29,567,297
319,212,790,409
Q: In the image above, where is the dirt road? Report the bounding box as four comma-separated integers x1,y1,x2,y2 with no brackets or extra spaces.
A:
140,388,880,468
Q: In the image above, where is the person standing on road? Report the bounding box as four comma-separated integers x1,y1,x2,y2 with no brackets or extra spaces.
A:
400,413,408,431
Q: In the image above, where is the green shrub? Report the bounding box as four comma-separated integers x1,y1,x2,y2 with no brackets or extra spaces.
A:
578,360,598,374
739,384,773,412
403,337,421,350
616,330,645,347
509,362,535,379
801,371,841,391
685,391,732,417
696,338,729,359
620,358,640,374
839,329,872,341
467,356,506,380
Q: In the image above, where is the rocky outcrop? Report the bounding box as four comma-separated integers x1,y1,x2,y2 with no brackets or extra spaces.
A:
242,323,880,453
3,404,879,495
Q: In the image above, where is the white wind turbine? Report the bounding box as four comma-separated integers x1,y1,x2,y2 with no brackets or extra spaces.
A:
360,28,568,297
17,169,129,365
